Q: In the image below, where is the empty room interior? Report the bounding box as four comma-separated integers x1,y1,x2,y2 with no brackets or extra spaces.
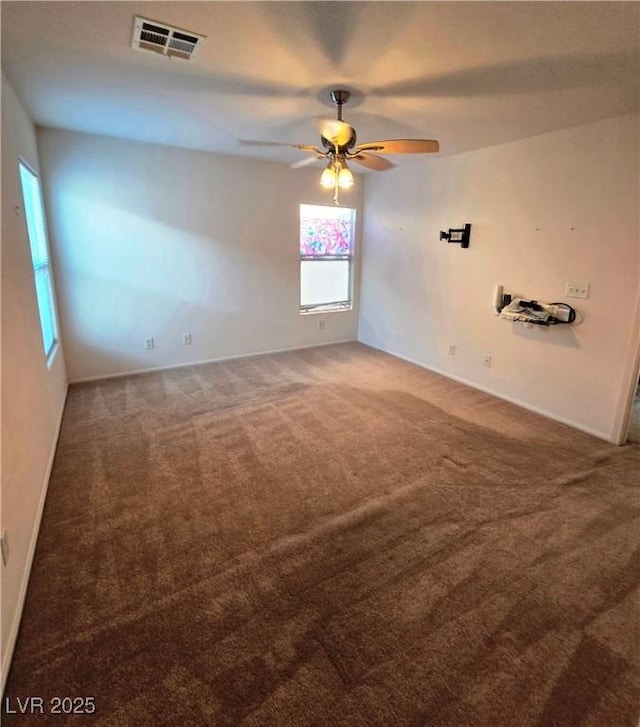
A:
2,1,640,725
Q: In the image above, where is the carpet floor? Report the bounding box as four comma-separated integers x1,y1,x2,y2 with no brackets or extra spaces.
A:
4,342,640,726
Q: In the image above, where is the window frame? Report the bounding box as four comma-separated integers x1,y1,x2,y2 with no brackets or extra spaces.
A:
18,159,60,365
299,203,356,314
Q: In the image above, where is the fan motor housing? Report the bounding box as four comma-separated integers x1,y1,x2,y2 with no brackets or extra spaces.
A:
321,131,357,152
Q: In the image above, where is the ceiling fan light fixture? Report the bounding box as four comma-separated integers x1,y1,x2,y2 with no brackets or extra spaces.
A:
320,164,336,189
338,164,354,189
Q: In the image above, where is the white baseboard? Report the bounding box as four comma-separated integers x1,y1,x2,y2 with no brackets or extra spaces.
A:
1,384,68,696
361,341,611,443
69,339,357,384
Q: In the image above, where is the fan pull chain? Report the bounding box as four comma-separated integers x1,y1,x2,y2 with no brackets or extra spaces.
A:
333,144,340,205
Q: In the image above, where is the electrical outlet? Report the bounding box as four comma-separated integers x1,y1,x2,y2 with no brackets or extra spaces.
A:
182,333,192,346
1,529,9,566
448,343,456,356
483,354,492,368
565,282,590,299
145,337,154,350
318,319,325,330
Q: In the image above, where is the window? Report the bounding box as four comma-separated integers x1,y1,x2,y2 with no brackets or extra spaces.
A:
19,161,59,361
300,203,355,313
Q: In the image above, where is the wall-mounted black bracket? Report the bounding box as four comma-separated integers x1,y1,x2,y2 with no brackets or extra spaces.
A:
440,223,471,248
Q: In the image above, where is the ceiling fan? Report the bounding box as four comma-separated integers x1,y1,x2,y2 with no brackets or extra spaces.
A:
240,89,439,203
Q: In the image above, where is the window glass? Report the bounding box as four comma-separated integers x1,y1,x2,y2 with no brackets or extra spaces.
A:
300,205,353,256
300,260,350,307
300,204,355,312
19,162,58,360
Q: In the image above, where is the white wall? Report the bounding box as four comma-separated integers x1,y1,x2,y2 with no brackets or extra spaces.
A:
1,77,68,688
36,129,362,381
359,115,640,441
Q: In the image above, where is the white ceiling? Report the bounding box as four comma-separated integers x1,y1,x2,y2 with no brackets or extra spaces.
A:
2,1,639,169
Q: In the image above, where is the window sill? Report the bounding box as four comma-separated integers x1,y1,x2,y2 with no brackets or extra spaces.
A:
300,304,353,315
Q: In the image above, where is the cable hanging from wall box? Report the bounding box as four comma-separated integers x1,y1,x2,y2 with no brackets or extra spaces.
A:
493,285,577,326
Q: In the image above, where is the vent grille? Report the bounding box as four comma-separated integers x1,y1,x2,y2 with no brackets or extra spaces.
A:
132,17,204,60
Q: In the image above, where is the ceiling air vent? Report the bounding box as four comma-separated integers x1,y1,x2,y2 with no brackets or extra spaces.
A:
132,17,205,60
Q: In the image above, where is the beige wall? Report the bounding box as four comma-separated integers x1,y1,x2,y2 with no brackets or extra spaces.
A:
1,77,68,687
359,114,640,442
36,129,362,382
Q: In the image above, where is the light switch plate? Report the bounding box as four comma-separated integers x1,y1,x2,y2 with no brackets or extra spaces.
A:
566,283,590,299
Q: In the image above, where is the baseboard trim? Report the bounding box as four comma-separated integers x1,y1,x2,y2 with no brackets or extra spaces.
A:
68,339,357,384
1,383,68,696
361,342,611,443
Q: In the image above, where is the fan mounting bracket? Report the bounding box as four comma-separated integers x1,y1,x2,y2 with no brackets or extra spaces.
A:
330,89,351,107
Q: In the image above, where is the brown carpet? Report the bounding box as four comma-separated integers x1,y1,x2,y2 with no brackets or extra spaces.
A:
4,342,640,726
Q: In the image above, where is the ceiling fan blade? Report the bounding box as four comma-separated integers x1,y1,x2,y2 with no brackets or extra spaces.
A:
239,139,295,147
316,118,355,147
350,153,395,171
294,144,324,153
291,155,326,169
355,139,440,154
238,139,319,152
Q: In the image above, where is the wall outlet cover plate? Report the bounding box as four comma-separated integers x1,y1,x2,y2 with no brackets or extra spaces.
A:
565,283,590,299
